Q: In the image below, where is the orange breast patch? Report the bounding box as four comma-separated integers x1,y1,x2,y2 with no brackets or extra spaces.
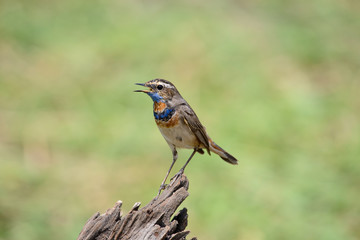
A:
156,112,179,128
154,102,166,112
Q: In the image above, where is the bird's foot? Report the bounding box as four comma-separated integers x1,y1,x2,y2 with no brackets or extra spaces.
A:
170,168,184,182
157,183,168,196
159,183,168,191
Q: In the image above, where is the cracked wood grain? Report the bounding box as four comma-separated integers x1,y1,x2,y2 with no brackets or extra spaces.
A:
77,174,196,240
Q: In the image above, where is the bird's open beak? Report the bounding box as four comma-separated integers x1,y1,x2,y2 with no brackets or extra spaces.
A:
134,83,150,93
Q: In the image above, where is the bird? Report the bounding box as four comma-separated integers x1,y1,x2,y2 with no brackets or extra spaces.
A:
135,79,238,195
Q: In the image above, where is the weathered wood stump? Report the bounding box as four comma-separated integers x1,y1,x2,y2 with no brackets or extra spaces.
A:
77,174,196,240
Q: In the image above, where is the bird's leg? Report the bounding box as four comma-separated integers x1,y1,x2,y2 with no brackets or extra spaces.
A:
180,148,197,173
170,148,197,182
158,148,178,196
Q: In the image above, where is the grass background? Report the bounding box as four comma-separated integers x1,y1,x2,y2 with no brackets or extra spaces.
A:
1,0,360,239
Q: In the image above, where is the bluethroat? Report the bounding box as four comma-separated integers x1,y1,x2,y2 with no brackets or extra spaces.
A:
135,79,238,195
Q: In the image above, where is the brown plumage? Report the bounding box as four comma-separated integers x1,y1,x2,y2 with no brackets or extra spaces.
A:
135,79,238,195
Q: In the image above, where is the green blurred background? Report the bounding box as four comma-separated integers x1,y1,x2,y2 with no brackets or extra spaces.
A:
1,0,360,239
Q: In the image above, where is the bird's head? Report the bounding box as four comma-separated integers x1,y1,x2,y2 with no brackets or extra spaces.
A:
134,79,179,102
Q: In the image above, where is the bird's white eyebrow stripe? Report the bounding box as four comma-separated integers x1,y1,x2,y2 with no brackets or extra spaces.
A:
156,82,174,89
163,83,174,88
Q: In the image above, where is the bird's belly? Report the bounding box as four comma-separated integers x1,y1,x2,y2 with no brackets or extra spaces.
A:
157,121,198,149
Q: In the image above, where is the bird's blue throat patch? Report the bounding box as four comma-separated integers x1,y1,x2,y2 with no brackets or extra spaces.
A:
154,108,175,122
146,92,163,102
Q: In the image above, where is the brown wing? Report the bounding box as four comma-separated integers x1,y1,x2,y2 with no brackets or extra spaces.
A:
181,106,211,154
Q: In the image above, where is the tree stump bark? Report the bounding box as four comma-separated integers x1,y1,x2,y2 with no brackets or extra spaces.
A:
77,174,196,240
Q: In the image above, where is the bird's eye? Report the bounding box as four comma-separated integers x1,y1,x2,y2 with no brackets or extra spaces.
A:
157,85,164,90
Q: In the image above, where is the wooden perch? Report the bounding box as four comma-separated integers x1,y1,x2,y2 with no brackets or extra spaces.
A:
77,174,197,240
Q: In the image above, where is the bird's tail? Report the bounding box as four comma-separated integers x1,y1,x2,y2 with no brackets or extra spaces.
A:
209,140,238,165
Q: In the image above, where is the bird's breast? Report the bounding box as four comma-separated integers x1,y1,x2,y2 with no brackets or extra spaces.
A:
153,101,167,112
153,102,176,124
156,111,199,149
155,110,179,128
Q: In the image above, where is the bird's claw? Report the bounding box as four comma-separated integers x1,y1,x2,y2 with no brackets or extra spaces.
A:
159,183,168,190
157,183,168,196
170,169,184,182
